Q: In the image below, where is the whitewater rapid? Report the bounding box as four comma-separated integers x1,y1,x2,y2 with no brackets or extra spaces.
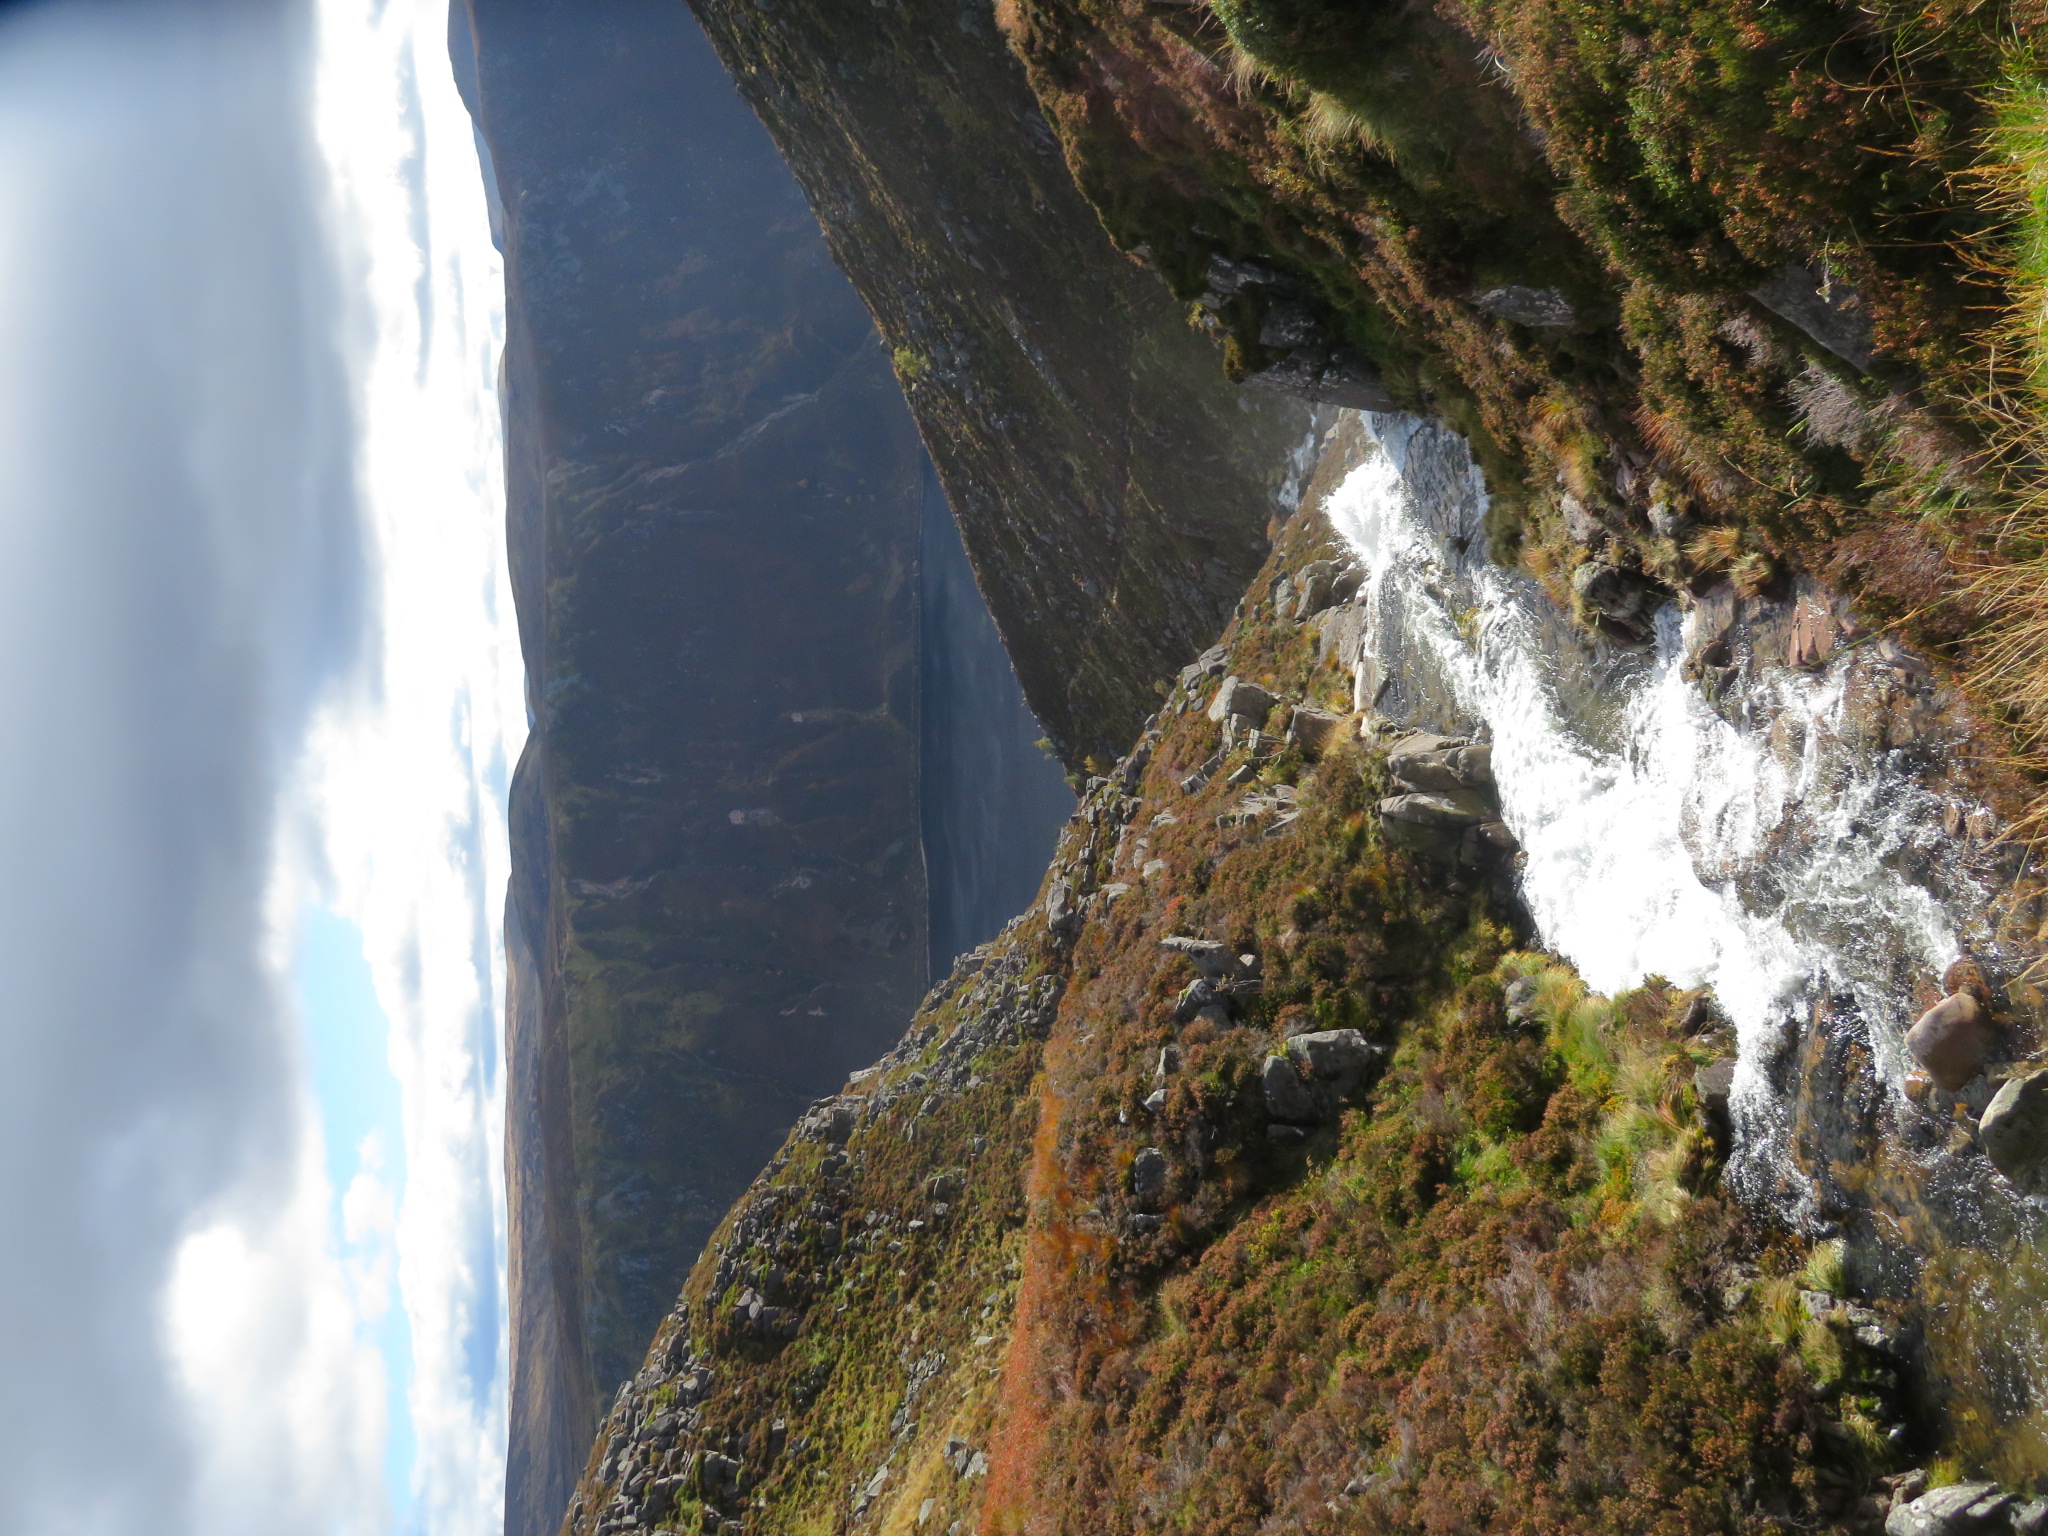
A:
1323,413,1995,1210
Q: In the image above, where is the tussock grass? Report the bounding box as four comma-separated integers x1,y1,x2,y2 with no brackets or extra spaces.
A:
1959,58,2048,819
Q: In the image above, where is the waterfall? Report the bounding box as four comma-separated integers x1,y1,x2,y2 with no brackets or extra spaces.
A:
1321,412,2003,1217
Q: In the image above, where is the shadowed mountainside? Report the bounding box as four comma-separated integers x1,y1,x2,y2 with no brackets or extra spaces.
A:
683,0,1312,772
455,4,1069,1533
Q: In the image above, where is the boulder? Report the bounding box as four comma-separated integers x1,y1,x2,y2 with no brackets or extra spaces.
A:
1173,976,1221,1023
1380,789,1493,828
1472,284,1576,329
1502,976,1543,1028
1572,561,1658,644
1905,992,1992,1092
1285,1028,1378,1090
1290,560,1338,619
1379,790,1499,861
1885,1483,2007,1536
1207,675,1274,728
1980,1071,2048,1194
1695,1058,1737,1124
1287,706,1341,758
1130,1146,1169,1209
1178,644,1228,692
1045,877,1080,939
1386,733,1491,793
1262,1053,1318,1124
797,1099,857,1145
1161,935,1232,976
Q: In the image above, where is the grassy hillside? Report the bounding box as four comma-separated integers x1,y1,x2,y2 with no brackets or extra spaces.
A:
559,477,1910,1536
997,0,2048,794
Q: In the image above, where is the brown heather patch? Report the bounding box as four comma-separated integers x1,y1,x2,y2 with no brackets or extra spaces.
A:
973,511,1895,1535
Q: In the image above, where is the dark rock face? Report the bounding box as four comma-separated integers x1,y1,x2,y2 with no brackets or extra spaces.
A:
681,0,1311,769
458,7,1068,1535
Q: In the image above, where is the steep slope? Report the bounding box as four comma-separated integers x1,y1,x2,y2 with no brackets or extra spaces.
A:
561,429,1916,1536
682,0,1314,770
458,5,1065,1532
996,0,2048,774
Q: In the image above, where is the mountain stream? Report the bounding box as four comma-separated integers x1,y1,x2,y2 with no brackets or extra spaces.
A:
1322,411,2048,1475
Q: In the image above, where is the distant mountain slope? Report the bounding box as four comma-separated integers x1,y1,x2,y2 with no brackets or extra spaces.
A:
455,6,1067,1534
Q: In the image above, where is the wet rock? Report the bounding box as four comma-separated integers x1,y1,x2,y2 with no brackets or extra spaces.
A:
1287,706,1341,757
1885,1482,2008,1536
1207,676,1274,729
1905,993,1992,1092
1130,1146,1169,1209
1788,591,1841,670
1572,561,1658,644
1980,1071,2048,1194
1262,1053,1318,1124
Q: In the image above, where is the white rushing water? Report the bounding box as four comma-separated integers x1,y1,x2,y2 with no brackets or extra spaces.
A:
1322,413,1995,1211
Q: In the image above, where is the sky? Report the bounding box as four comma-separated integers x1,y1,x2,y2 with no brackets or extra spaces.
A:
0,1,521,1534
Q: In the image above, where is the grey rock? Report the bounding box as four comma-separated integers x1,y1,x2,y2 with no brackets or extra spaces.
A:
1242,345,1397,411
1472,284,1576,329
1162,935,1233,976
1290,560,1338,619
1285,1028,1378,1087
1750,262,1875,372
1572,561,1658,642
1886,1483,2003,1536
1381,790,1493,831
1262,1053,1318,1124
850,1463,889,1516
1386,732,1477,792
798,1099,857,1145
1130,1146,1169,1209
1695,1058,1736,1124
1208,676,1274,728
1143,1088,1167,1115
1172,976,1220,1023
1906,992,1991,1092
1503,976,1543,1027
2011,1498,2048,1534
1981,1071,2048,1194
1287,706,1341,757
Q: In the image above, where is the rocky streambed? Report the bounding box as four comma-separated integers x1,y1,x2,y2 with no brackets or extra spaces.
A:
1313,409,2048,1494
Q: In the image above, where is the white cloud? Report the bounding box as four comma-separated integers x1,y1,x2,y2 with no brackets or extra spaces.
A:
0,0,514,1531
